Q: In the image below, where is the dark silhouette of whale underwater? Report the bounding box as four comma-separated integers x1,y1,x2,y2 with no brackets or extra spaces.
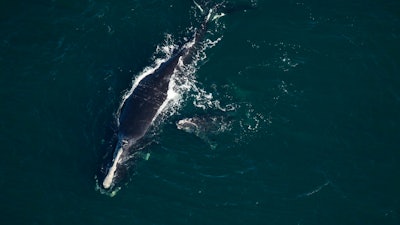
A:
97,1,255,193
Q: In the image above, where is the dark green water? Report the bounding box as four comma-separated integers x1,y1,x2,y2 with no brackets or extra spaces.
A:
1,0,399,224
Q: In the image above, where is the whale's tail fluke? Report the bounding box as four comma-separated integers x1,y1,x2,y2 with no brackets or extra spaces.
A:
179,1,227,64
182,1,256,60
194,0,257,17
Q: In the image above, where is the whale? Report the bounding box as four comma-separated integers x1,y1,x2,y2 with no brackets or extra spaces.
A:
97,1,254,193
101,52,183,190
176,115,233,149
99,6,218,191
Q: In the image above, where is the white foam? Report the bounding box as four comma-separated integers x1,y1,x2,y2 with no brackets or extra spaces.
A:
151,77,178,124
193,0,204,14
297,181,330,198
115,37,177,125
212,13,225,21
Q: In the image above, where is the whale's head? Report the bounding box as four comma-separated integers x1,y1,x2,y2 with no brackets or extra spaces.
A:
99,138,134,193
176,118,199,134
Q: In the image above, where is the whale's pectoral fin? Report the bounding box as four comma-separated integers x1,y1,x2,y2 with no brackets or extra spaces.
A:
141,152,151,161
131,151,151,161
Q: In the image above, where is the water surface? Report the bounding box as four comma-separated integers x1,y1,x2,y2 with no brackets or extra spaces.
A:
1,0,399,224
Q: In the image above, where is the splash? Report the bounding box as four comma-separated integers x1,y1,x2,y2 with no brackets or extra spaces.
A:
176,80,272,148
297,181,331,198
115,34,178,125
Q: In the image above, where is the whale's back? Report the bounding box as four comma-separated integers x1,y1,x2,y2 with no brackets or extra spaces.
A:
118,52,183,140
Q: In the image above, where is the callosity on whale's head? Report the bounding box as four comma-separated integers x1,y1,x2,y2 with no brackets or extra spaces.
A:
97,138,134,194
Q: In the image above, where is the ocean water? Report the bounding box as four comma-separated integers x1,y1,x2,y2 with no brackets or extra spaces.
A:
1,0,399,224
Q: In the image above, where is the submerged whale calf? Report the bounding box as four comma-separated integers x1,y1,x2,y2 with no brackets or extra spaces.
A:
176,115,233,149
